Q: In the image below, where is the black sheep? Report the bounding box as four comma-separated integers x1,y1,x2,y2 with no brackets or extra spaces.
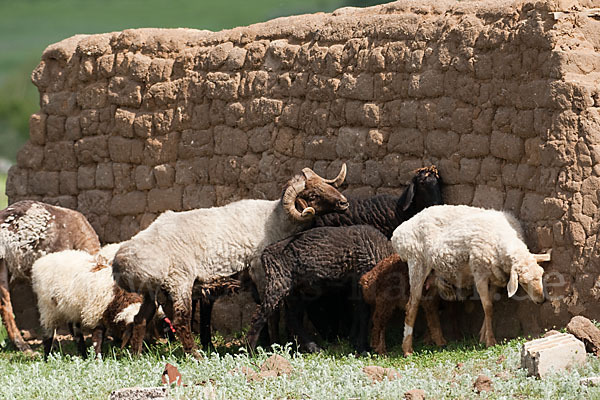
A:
246,225,394,353
303,166,443,342
313,166,443,238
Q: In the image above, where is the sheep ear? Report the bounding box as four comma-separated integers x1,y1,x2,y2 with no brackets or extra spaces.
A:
507,268,519,298
401,182,415,212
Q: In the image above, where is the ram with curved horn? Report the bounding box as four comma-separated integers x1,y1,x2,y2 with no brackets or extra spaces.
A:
112,165,348,355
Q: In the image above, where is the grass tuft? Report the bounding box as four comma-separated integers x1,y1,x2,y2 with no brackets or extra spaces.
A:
0,173,6,209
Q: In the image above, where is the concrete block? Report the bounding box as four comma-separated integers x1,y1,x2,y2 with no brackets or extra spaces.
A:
109,387,167,400
521,333,586,378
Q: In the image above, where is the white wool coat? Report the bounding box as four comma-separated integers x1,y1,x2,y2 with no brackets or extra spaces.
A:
115,198,308,297
392,205,530,289
32,244,129,332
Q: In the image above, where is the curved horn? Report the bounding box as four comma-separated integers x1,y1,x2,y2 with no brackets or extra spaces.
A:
282,179,313,222
324,163,347,188
302,164,347,188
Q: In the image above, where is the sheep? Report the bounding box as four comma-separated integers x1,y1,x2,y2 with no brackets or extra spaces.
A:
32,243,152,358
246,225,395,353
313,166,443,238
112,165,349,356
391,205,550,356
300,166,443,341
0,200,100,352
359,254,446,355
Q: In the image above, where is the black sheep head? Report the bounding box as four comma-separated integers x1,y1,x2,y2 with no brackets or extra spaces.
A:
400,166,443,212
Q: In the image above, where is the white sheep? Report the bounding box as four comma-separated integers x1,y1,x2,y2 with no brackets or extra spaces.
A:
112,165,349,355
0,200,100,352
391,204,550,356
32,244,150,358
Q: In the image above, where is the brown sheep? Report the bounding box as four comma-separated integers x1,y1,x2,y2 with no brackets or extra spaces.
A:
359,254,446,355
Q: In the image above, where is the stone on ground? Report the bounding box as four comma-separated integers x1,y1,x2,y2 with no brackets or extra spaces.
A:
521,332,586,378
567,316,600,356
109,387,167,400
473,374,493,393
404,388,426,399
362,365,401,382
260,354,293,376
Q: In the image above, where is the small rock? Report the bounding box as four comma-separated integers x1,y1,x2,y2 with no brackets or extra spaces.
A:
109,387,167,400
362,365,401,382
567,316,600,356
494,371,510,380
580,377,600,386
230,366,261,382
259,370,279,379
260,354,293,376
543,330,561,338
161,363,182,386
473,374,493,393
404,388,426,399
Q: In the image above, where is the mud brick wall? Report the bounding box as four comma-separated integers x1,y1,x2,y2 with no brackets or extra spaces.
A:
6,0,600,338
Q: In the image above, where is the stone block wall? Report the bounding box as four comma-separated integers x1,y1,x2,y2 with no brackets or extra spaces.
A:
6,0,600,337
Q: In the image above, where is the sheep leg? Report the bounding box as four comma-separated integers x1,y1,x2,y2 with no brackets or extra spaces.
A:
168,289,198,356
402,262,430,356
130,294,156,355
267,309,281,345
285,296,321,353
474,277,496,347
43,332,55,360
0,260,30,352
371,299,396,355
246,293,285,350
350,288,371,354
92,327,104,356
199,296,214,351
70,323,87,358
421,289,446,347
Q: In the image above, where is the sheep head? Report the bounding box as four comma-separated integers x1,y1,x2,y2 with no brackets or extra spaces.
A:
507,254,546,304
282,164,349,222
401,165,443,212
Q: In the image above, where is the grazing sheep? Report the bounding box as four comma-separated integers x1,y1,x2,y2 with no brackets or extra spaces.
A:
359,254,445,355
392,205,550,356
32,244,151,358
113,165,349,355
0,200,100,352
246,225,395,353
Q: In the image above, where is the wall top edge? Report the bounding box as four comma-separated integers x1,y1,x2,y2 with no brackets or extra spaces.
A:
38,0,599,63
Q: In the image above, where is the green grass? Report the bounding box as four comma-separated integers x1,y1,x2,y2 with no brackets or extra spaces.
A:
0,337,598,399
0,173,7,210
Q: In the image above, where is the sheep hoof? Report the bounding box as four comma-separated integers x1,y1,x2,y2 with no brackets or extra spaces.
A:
402,342,414,357
191,350,204,360
304,342,321,353
15,340,32,353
